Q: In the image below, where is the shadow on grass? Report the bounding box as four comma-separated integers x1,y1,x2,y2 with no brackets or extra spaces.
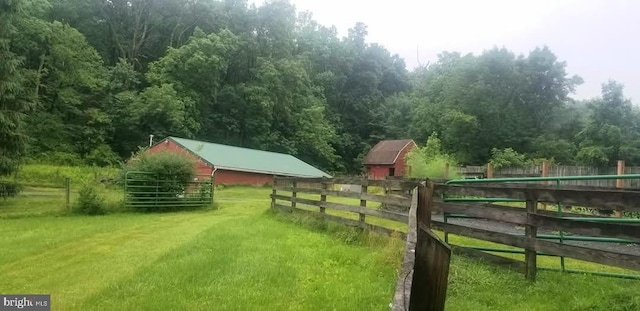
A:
263,208,405,267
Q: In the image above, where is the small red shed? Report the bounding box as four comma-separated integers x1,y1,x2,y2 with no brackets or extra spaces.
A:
144,136,331,186
363,139,416,180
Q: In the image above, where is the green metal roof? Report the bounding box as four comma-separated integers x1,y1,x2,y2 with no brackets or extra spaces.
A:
168,137,331,178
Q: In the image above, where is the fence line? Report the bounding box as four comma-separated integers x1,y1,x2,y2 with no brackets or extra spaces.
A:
458,162,640,189
436,181,640,280
271,177,418,238
271,175,640,311
271,176,451,311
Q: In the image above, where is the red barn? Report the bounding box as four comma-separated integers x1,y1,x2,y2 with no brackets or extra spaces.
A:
145,136,331,186
363,139,416,180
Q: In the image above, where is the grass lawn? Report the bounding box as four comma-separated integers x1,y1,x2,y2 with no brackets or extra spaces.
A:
2,185,640,310
0,186,403,310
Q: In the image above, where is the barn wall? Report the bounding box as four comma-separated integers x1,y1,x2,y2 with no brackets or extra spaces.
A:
367,165,394,180
366,142,416,179
147,139,214,176
394,142,417,177
146,139,280,186
214,170,273,186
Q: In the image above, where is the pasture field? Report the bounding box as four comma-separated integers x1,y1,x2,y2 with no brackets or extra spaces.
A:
0,186,403,310
0,178,639,310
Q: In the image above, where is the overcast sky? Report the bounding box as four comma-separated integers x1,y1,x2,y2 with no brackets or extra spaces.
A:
254,0,640,103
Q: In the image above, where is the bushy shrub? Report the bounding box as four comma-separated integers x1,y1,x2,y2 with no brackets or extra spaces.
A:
490,147,555,170
73,183,106,215
406,133,461,179
124,149,197,211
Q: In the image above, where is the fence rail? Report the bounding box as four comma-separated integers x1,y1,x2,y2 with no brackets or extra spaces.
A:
458,162,640,189
436,176,640,280
272,176,451,311
124,171,214,209
271,177,419,239
272,175,640,310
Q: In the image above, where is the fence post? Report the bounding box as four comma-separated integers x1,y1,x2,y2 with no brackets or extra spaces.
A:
271,177,277,209
444,163,450,180
381,178,389,210
525,199,538,281
541,161,549,210
486,163,494,179
409,179,451,311
291,181,297,212
359,178,368,228
615,160,625,218
320,180,327,214
417,180,435,227
65,177,71,212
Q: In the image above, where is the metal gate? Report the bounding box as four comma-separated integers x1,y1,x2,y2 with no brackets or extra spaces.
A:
124,171,214,210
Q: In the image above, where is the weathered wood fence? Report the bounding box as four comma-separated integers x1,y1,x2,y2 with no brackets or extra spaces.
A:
271,176,452,311
271,176,418,237
271,176,640,309
459,160,640,188
434,181,640,280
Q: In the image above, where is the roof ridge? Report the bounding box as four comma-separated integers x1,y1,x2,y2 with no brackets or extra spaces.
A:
169,136,297,157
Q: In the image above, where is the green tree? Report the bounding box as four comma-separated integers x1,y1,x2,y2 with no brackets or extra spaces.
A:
21,21,109,156
147,28,240,137
0,0,32,175
575,81,639,165
408,47,582,165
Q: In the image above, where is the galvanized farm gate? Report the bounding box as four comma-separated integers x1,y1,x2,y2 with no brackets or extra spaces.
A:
124,171,214,209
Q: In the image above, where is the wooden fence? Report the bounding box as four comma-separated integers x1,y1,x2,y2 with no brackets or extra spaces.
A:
407,181,451,310
271,176,451,311
458,161,640,189
271,176,640,308
271,176,418,238
434,181,640,280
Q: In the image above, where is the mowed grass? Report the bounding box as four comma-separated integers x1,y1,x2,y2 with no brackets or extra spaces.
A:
3,184,640,310
275,190,640,310
0,186,403,310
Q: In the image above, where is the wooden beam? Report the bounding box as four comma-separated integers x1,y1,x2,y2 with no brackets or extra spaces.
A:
528,214,640,242
273,185,412,207
436,184,640,211
433,220,640,271
288,206,406,239
615,160,625,217
433,201,527,225
320,181,327,214
525,200,538,281
271,194,409,223
273,176,423,190
431,221,529,249
451,245,525,273
360,178,368,227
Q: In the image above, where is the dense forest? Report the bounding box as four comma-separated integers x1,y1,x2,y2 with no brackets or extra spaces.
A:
1,0,639,176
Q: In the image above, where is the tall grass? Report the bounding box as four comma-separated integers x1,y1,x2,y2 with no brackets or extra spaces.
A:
7,164,120,188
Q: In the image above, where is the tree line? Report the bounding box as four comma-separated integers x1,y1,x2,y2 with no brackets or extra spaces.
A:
1,0,638,177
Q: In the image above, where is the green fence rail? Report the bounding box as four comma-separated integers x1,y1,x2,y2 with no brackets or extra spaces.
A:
124,171,214,209
441,174,640,279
